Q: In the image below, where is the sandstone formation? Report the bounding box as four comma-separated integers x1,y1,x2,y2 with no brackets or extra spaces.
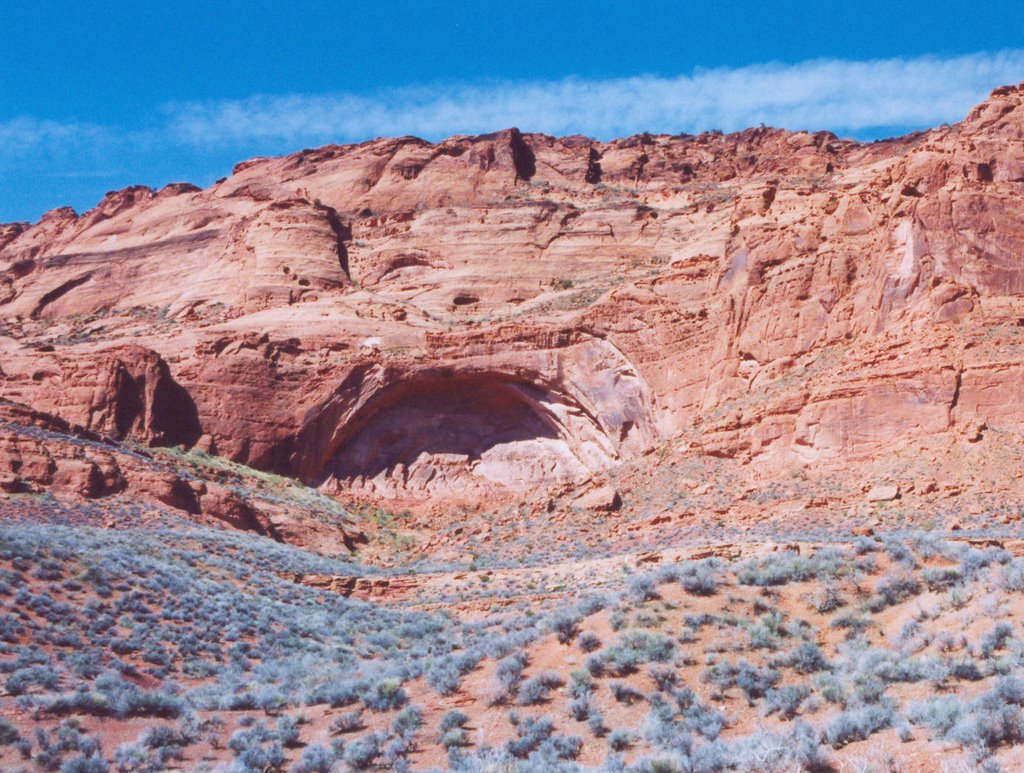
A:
0,398,364,553
3,85,1024,532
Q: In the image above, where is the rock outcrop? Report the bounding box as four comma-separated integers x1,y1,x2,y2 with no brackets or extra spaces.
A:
3,84,1024,522
0,399,363,554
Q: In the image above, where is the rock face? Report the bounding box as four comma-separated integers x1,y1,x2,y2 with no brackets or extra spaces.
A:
0,399,364,553
3,85,1024,519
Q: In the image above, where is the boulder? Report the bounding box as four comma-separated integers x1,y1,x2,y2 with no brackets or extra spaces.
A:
865,485,901,503
572,484,622,512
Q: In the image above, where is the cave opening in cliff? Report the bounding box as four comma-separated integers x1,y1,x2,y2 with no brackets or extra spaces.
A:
322,373,594,498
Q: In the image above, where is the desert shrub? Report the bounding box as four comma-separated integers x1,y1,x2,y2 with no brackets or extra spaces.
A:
66,650,105,680
439,710,469,734
610,608,627,631
342,731,385,770
506,715,554,758
824,703,894,748
587,712,608,737
625,746,728,773
737,550,843,587
735,663,781,704
441,728,469,749
330,709,364,735
649,665,678,692
427,651,479,696
603,630,674,675
679,700,726,741
222,692,259,712
577,632,601,652
627,575,660,604
33,729,63,771
656,565,681,583
505,732,582,768
830,611,870,638
1002,559,1024,591
569,670,592,700
54,720,96,755
360,678,407,712
426,659,462,696
59,753,110,773
922,566,962,590
517,671,564,706
883,539,917,568
949,658,984,682
393,705,423,738
275,715,300,748
604,646,640,676
135,724,192,766
909,695,967,736
981,622,1014,658
857,553,880,573
0,613,24,643
0,717,20,745
678,560,720,596
853,536,878,555
814,586,845,614
705,660,779,705
608,728,634,751
611,681,645,704
924,679,1024,757
550,611,581,644
873,655,926,684
747,611,786,651
291,744,334,773
673,686,698,710
6,664,60,695
577,596,607,616
764,684,811,719
228,722,284,773
995,676,1024,705
15,737,32,759
898,619,923,644
777,642,831,674
47,671,183,719
949,702,1024,756
957,546,1007,580
852,673,888,704
867,572,922,611
516,677,552,706
732,720,831,772
33,559,64,581
493,652,528,703
0,521,478,721
641,699,702,749
306,679,360,708
114,741,162,773
569,696,591,721
382,737,412,769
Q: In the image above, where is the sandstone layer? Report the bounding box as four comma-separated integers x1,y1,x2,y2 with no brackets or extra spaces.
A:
3,85,1024,534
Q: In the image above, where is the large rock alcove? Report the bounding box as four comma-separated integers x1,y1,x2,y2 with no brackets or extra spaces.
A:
311,371,621,500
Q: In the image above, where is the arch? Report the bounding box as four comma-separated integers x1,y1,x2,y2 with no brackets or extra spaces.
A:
309,369,615,499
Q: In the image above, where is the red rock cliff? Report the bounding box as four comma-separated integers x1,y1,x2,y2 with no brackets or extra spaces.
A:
3,85,1024,514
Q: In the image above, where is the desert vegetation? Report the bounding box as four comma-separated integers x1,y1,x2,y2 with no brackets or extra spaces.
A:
0,520,1023,770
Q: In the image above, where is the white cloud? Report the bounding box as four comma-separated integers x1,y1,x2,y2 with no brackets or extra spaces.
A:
0,117,108,154
3,49,1023,220
165,50,1024,145
5,50,1023,159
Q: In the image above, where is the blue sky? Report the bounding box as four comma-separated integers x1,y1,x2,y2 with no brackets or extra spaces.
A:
2,0,1024,223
